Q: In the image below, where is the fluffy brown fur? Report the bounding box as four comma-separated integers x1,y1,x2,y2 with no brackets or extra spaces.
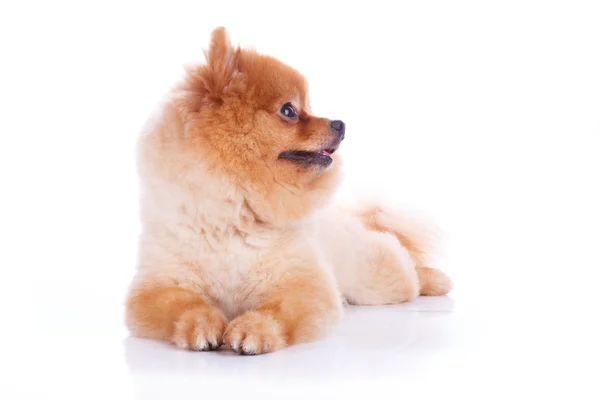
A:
126,27,452,355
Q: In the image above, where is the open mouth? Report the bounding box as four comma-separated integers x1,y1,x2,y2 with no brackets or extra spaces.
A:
278,146,338,168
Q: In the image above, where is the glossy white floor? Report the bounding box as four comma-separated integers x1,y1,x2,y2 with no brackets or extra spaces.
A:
2,276,598,399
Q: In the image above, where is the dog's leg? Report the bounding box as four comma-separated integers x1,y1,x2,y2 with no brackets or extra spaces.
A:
126,280,227,351
223,264,342,355
340,231,421,305
351,204,453,297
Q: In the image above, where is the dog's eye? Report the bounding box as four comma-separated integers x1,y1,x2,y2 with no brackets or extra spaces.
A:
279,103,298,120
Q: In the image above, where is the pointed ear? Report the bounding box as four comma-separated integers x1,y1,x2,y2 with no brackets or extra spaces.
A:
200,27,240,101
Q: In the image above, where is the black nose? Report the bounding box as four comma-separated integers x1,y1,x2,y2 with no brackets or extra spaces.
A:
330,120,345,141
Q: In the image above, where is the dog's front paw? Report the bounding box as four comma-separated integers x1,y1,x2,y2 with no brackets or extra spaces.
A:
172,306,228,351
224,311,286,355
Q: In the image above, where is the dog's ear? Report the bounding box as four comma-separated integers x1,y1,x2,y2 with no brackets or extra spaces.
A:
191,27,242,104
206,27,236,75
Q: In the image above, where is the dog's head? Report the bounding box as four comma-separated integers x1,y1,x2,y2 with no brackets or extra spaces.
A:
171,27,345,225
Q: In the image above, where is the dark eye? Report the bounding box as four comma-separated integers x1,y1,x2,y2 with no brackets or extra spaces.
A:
279,103,298,120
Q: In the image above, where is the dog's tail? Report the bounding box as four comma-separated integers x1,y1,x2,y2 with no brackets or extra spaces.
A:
349,202,453,296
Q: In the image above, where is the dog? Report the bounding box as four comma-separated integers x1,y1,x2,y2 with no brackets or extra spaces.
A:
126,27,452,355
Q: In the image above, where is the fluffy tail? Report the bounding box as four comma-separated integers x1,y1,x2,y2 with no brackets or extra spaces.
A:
349,203,453,296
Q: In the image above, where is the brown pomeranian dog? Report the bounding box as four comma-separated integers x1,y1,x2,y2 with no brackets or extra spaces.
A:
126,27,452,355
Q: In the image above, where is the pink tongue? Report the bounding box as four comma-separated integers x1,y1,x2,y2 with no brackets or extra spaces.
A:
321,150,332,157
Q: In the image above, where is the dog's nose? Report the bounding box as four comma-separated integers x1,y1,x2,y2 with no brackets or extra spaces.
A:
330,120,345,141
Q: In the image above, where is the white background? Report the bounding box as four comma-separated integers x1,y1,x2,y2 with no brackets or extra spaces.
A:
1,1,599,399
